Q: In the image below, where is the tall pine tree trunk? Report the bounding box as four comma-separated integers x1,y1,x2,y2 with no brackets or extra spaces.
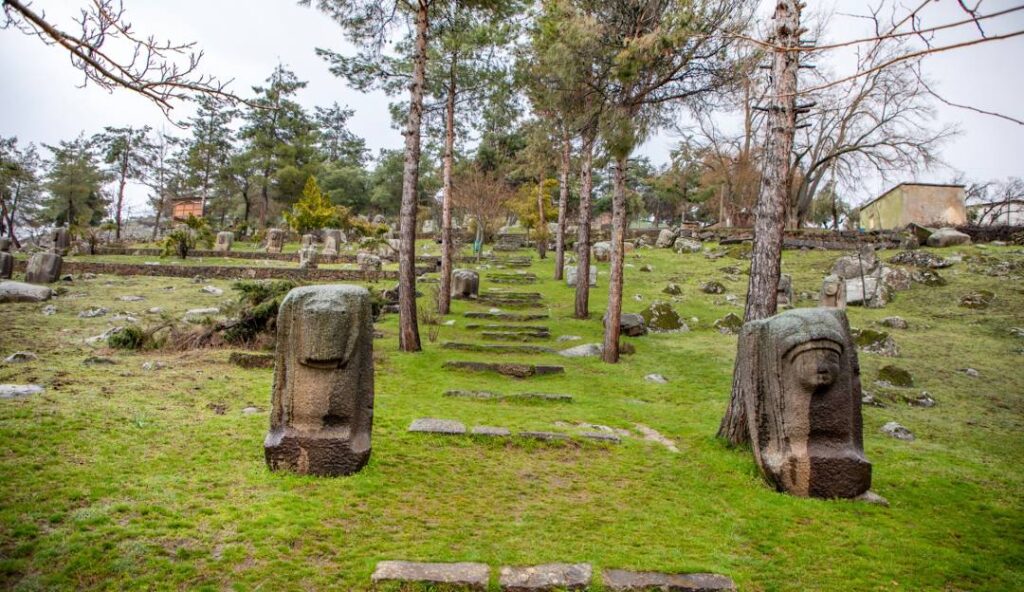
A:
602,154,628,363
574,131,595,319
554,128,570,280
438,52,457,316
397,0,428,352
718,0,801,446
114,138,130,241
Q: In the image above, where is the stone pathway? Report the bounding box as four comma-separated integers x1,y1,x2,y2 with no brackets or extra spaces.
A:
465,312,549,322
369,560,736,591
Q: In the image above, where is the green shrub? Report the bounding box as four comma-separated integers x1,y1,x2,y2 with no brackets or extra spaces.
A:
108,326,147,350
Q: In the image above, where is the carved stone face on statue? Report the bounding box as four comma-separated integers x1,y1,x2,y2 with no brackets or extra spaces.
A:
737,308,871,498
264,285,374,476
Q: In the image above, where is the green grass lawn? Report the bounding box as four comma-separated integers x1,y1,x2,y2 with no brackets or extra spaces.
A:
1,242,1022,591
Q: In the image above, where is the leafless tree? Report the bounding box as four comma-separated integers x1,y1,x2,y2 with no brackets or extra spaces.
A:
2,0,242,114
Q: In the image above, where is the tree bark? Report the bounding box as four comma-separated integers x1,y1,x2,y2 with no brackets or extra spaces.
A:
114,133,131,241
397,0,428,352
718,0,801,446
438,49,457,316
536,179,547,260
554,127,570,280
574,131,595,319
602,155,628,363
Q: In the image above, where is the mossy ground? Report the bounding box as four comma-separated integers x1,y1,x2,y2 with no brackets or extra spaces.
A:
1,242,1022,591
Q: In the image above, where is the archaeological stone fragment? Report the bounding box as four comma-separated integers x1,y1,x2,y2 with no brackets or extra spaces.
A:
777,273,794,308
50,227,70,256
25,252,63,284
0,252,11,280
214,231,233,252
736,308,872,498
452,269,480,299
565,265,597,287
299,246,318,270
264,285,374,476
820,274,846,308
265,228,285,253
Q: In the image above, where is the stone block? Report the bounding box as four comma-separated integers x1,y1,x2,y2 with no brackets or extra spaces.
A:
214,231,233,252
565,265,597,288
409,418,466,434
265,228,285,253
25,252,62,284
602,569,736,591
372,561,489,591
499,563,591,591
0,252,12,280
452,269,480,299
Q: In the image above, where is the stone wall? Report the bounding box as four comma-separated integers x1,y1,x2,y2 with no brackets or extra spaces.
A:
93,246,366,264
13,260,402,282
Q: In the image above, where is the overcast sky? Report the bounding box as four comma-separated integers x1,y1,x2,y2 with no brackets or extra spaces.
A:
2,0,1022,217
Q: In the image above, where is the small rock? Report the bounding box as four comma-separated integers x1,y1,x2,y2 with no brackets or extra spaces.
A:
701,280,726,294
878,365,914,387
645,373,669,384
861,392,885,407
714,313,743,335
242,406,262,415
854,329,899,357
41,305,57,316
111,314,138,323
557,335,582,342
147,307,164,314
141,361,166,371
959,290,995,309
640,302,687,333
908,391,936,408
662,283,682,296
633,423,679,453
854,490,890,507
83,356,117,366
4,351,38,364
880,316,908,329
964,368,980,378
201,285,224,296
183,308,220,322
881,421,915,441
118,295,144,302
78,307,109,318
639,264,653,272
559,343,603,358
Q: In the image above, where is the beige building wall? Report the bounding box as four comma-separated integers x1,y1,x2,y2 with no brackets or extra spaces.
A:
860,184,966,230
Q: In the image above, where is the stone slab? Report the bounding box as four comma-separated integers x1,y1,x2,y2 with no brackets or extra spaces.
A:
471,426,511,437
602,569,736,591
409,418,466,435
518,431,570,442
0,384,44,399
371,561,489,591
579,432,621,443
442,343,555,354
0,280,53,303
444,390,573,403
443,361,565,378
464,312,549,322
499,563,591,591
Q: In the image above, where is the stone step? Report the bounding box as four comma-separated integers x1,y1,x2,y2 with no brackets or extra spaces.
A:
466,324,550,332
445,390,572,403
442,342,555,354
465,312,549,322
487,272,537,284
482,331,551,342
443,361,565,378
371,561,488,591
478,296,544,308
499,563,591,591
602,569,736,591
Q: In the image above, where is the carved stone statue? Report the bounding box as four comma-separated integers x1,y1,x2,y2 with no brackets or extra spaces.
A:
214,231,233,252
322,229,344,256
265,229,285,253
264,285,374,476
736,308,871,498
776,273,794,308
820,275,846,308
452,269,479,299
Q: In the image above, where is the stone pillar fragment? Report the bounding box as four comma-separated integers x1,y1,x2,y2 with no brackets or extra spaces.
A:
264,285,374,476
451,269,479,300
736,308,871,498
776,273,793,308
25,252,63,284
299,246,318,270
321,229,344,256
265,229,285,254
50,227,70,256
565,265,597,288
820,274,846,308
214,231,233,252
301,233,316,248
0,252,12,279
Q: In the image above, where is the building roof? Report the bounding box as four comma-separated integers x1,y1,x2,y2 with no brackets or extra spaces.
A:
968,198,1024,208
860,182,965,211
171,196,202,203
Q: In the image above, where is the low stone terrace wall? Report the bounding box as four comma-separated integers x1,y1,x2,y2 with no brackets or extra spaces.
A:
13,260,406,282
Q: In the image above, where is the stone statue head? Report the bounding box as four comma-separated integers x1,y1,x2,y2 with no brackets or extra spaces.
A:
738,308,870,498
265,285,374,476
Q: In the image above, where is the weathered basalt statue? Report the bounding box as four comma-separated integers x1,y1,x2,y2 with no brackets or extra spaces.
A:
776,273,794,308
451,269,479,299
736,308,871,498
820,274,846,308
214,231,233,252
321,229,344,256
265,285,374,476
299,246,318,270
265,229,285,254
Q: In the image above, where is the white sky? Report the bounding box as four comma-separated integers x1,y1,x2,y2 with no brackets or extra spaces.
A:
1,0,1023,217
